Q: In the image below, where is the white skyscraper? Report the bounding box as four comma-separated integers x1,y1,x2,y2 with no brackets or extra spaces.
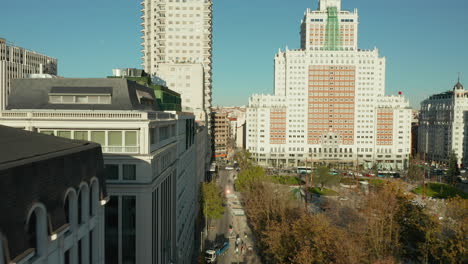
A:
246,0,412,170
141,0,213,123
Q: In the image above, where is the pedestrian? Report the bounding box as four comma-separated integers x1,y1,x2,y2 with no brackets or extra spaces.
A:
244,232,247,239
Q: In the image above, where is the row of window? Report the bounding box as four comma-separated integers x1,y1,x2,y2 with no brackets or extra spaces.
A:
49,95,111,104
40,129,138,148
105,164,137,181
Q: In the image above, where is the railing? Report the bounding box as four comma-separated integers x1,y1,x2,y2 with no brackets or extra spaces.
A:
0,111,175,121
101,146,140,154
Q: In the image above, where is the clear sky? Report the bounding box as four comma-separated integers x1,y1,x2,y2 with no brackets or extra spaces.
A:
1,0,467,108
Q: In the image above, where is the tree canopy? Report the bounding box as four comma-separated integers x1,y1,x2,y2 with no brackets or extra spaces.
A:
313,166,341,190
446,152,460,185
201,181,224,220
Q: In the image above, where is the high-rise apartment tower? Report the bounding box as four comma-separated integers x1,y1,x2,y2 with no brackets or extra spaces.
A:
247,0,412,170
141,0,213,123
0,38,57,110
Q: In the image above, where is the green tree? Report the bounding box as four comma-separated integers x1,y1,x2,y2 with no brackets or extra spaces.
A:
234,149,253,170
313,166,341,191
201,181,224,220
407,157,425,183
446,152,460,185
234,165,265,192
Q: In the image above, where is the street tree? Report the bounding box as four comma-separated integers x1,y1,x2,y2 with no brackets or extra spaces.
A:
446,152,460,185
407,157,425,183
313,166,341,191
234,165,265,192
233,149,253,170
201,181,224,220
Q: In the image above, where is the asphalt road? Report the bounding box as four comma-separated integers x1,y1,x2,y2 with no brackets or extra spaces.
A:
206,168,261,264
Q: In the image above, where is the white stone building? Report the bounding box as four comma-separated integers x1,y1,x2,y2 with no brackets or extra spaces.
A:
246,0,412,170
0,77,208,264
419,80,467,167
141,0,212,123
0,38,57,110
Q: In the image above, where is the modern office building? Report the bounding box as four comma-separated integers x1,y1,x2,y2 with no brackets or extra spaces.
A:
0,125,107,264
211,112,230,160
0,77,208,263
419,80,467,167
246,0,412,170
0,38,57,110
141,0,213,123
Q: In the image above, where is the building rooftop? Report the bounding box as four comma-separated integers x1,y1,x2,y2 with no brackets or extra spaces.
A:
0,126,106,260
0,125,95,169
7,78,160,111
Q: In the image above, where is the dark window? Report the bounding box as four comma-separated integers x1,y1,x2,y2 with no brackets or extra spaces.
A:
90,229,93,264
123,165,136,180
64,250,70,264
78,239,82,264
122,196,136,264
105,164,119,180
77,192,82,224
150,128,156,145
105,196,118,264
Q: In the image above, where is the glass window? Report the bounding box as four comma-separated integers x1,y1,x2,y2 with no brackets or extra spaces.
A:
125,131,137,146
57,131,72,139
88,96,99,104
40,130,55,136
91,131,105,146
123,165,136,180
75,96,88,103
122,196,136,264
105,196,118,264
74,131,88,140
108,131,122,146
62,96,74,103
49,96,61,103
100,95,111,104
150,128,156,145
105,164,119,180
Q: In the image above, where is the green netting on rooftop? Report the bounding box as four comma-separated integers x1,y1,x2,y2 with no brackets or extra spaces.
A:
324,7,342,51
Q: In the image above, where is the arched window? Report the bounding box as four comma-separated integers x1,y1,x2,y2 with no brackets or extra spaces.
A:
78,183,90,224
90,179,100,217
64,189,78,231
26,204,48,257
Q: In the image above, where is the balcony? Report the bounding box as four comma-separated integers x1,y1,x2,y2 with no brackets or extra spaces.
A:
0,111,175,121
102,146,140,154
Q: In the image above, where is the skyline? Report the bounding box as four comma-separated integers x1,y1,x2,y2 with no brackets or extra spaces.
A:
0,0,467,108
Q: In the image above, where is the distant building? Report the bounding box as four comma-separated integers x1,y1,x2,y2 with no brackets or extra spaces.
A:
419,80,467,167
0,38,57,110
246,0,412,170
211,112,230,160
211,106,247,150
0,77,208,264
411,110,419,157
0,125,107,264
141,0,213,124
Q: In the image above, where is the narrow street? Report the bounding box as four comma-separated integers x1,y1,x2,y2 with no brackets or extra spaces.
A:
206,168,261,264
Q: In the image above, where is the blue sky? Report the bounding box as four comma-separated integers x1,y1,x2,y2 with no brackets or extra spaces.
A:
1,0,467,108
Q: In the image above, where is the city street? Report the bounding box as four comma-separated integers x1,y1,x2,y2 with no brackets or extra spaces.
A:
206,168,261,264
